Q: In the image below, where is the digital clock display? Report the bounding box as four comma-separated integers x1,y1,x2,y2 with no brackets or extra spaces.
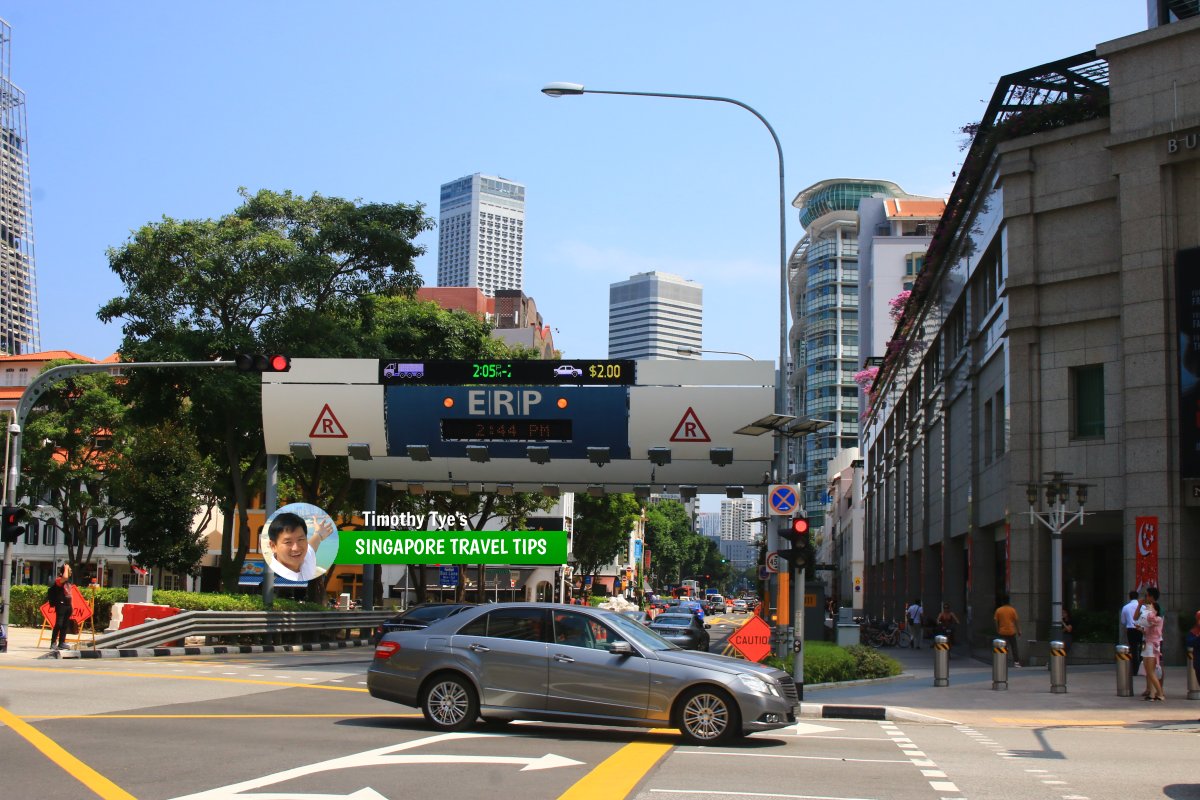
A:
441,418,573,442
380,359,636,385
472,362,513,380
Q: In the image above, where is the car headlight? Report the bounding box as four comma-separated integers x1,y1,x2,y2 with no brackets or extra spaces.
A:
736,673,779,696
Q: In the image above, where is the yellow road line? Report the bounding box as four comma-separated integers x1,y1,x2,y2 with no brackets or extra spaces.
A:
0,664,367,692
0,704,136,800
23,713,421,720
556,740,673,800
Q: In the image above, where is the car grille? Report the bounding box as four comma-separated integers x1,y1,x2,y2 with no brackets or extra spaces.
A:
779,680,799,705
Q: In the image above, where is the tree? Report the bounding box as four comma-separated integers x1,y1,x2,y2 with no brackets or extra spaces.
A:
572,494,640,581
99,189,433,591
20,361,127,576
643,501,694,588
108,418,217,578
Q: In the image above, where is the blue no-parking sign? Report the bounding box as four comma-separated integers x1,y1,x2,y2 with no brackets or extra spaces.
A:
767,484,799,515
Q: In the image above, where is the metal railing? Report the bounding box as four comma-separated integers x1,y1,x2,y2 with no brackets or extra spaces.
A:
90,610,394,650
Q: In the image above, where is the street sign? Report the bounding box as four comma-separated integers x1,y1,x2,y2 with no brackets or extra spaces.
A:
767,484,799,515
728,615,773,662
765,551,780,573
758,565,771,580
439,566,459,587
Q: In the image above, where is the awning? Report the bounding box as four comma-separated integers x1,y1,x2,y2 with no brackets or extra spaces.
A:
239,559,309,587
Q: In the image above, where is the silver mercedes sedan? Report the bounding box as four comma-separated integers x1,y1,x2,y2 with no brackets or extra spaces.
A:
368,602,798,745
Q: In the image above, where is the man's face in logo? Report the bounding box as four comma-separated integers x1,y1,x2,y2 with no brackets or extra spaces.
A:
270,526,308,571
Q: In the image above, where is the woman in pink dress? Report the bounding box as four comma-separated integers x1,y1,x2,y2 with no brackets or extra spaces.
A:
1137,601,1165,701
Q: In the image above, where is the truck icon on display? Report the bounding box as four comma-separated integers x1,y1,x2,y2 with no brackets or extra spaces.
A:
383,362,424,379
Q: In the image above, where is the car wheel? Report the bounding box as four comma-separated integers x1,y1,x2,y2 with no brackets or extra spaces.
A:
676,686,740,746
420,674,478,732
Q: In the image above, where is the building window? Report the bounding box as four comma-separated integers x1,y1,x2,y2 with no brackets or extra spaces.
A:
104,521,122,548
1072,365,1105,439
994,387,1006,456
44,519,57,546
983,397,994,463
87,518,101,547
24,518,39,546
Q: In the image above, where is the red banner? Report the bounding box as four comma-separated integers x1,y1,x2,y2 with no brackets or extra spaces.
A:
1134,516,1159,590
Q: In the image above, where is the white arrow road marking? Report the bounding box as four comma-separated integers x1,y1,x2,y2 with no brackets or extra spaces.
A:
167,732,584,800
784,722,844,735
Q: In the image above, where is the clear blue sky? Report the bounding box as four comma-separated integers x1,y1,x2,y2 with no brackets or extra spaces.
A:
10,2,1144,364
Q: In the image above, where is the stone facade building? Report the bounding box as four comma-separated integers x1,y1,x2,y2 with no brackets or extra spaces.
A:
861,17,1200,660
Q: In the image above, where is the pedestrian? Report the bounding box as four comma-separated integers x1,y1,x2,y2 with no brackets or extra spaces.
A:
47,564,74,651
936,602,960,646
1060,608,1074,651
1136,599,1165,701
994,593,1022,667
1186,610,1200,697
1121,590,1142,676
906,598,924,649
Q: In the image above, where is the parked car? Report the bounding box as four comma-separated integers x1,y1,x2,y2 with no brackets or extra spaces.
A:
368,603,797,745
373,603,477,643
649,612,712,652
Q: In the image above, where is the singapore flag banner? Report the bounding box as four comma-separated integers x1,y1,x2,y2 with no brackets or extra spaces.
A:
1134,516,1159,590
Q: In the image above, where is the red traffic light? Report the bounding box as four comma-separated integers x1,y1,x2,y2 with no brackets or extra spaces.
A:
235,354,291,373
790,516,809,536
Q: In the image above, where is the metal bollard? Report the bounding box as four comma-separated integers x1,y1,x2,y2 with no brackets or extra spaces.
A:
1115,645,1133,697
1049,639,1067,694
933,634,950,687
1188,649,1200,701
992,638,1008,690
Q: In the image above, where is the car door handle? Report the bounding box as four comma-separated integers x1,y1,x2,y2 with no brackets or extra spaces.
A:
469,643,491,653
553,654,575,663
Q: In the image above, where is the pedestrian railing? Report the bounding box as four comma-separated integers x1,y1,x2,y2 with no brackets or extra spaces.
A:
90,610,393,651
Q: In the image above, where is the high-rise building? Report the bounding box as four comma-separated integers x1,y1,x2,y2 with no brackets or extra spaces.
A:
437,173,525,296
608,271,701,360
788,179,918,526
719,498,758,542
696,511,720,540
0,19,39,356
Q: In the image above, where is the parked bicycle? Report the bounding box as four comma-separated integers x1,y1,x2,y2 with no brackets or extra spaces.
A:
859,616,912,648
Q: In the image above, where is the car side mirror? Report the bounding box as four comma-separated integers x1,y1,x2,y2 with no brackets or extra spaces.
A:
609,641,634,656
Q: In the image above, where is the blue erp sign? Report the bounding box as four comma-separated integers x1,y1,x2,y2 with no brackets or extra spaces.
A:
385,385,630,460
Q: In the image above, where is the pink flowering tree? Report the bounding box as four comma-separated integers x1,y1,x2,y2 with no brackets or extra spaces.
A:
888,290,911,322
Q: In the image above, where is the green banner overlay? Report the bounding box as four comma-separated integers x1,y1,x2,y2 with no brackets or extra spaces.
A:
337,530,568,565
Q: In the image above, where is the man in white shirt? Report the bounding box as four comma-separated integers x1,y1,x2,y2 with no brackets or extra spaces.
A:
1120,590,1142,675
267,512,333,582
907,599,925,649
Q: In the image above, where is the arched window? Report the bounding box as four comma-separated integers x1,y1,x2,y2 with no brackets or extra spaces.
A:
24,518,39,546
44,520,57,547
104,521,122,548
86,518,101,546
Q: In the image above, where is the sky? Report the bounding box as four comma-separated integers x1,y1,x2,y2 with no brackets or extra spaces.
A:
5,2,1148,512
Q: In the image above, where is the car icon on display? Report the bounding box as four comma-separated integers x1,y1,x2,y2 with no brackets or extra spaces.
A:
553,365,583,378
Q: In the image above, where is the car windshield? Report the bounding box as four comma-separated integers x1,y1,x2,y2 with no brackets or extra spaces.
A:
604,610,680,651
652,615,694,627
398,605,466,623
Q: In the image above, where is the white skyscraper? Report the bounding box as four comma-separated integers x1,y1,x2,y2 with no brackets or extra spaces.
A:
608,271,702,360
437,173,525,296
719,498,758,543
0,18,39,355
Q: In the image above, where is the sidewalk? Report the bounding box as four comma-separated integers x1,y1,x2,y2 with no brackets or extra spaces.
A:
800,642,1200,729
2,625,63,659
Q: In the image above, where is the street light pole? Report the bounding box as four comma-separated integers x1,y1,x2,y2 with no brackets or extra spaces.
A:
1026,472,1088,640
676,347,756,361
543,80,797,683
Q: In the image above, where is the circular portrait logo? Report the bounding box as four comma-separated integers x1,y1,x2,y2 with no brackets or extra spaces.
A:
261,503,339,583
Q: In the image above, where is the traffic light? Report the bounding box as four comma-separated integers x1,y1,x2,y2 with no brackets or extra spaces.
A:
778,514,814,572
235,354,291,373
2,505,26,544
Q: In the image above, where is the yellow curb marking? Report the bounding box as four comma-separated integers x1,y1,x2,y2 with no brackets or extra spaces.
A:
0,704,136,800
0,664,367,692
557,739,673,800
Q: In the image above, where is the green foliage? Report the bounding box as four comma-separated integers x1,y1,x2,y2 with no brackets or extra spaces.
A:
572,493,641,577
762,642,901,683
1069,608,1117,643
20,361,128,575
6,585,325,630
